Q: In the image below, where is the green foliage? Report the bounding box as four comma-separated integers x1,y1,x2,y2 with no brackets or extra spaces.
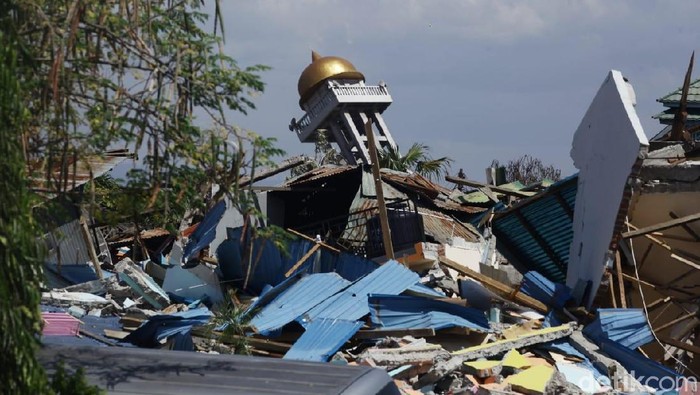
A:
378,142,453,181
0,26,50,395
2,0,283,392
12,0,279,230
209,300,256,355
50,363,103,395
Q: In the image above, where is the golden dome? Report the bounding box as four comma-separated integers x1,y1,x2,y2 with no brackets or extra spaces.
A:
297,51,365,105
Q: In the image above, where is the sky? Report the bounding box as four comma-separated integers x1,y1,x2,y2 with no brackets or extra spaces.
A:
210,0,699,182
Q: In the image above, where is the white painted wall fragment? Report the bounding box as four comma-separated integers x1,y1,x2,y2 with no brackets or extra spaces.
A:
567,70,648,307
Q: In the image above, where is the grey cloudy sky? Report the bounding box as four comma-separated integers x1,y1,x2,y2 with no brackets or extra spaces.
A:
214,1,699,181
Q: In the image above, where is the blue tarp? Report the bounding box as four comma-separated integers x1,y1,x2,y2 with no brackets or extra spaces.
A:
284,319,363,362
368,294,489,332
583,308,654,350
520,271,572,308
184,200,226,260
124,307,212,351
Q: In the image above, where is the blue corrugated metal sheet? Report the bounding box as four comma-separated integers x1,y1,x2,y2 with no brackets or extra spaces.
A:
302,261,419,326
249,273,351,336
520,271,572,308
599,338,680,391
284,319,363,362
124,307,212,351
583,308,653,350
368,294,489,331
405,282,446,298
492,174,578,283
184,200,226,260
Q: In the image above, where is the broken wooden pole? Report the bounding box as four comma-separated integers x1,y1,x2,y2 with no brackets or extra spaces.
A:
284,243,321,277
615,251,627,308
653,312,696,333
439,256,548,313
365,120,394,260
79,215,103,279
622,212,700,239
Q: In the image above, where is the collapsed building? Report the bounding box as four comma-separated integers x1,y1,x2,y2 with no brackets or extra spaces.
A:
37,52,700,395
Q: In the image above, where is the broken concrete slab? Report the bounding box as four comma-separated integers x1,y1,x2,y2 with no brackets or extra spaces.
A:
567,331,646,392
41,291,109,307
115,258,170,310
453,324,575,360
357,343,448,370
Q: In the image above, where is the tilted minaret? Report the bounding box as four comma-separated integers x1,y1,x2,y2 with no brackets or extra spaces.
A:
289,51,398,165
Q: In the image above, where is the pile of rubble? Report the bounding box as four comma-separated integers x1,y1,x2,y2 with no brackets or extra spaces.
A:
38,69,700,394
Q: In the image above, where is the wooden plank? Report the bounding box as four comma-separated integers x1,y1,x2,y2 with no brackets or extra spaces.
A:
438,256,548,313
353,328,436,339
79,215,104,279
103,329,130,340
365,120,394,260
670,211,700,242
659,336,700,355
654,312,696,333
615,251,627,308
284,243,321,277
622,212,700,239
607,272,618,308
287,228,340,253
191,327,291,353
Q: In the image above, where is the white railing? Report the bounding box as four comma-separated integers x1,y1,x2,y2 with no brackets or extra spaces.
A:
291,83,391,136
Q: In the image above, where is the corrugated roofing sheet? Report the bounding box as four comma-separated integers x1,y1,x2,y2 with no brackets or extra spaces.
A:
249,273,351,336
657,78,700,105
184,200,226,260
302,261,419,325
418,207,478,243
284,165,358,186
583,308,653,350
31,149,131,195
598,338,680,391
520,271,572,309
492,175,578,283
284,319,363,362
368,294,489,332
455,181,527,204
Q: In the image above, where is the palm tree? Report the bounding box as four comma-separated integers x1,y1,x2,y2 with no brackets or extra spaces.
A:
378,143,453,181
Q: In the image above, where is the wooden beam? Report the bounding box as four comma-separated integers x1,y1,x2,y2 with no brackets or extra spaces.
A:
238,156,307,187
615,251,627,308
79,215,103,279
659,336,700,355
626,223,700,270
287,228,340,253
654,312,696,333
445,175,535,198
353,328,436,339
622,212,700,239
438,256,548,313
284,243,321,277
365,121,394,260
192,327,291,353
645,296,671,312
670,211,700,242
607,272,618,308
514,209,567,271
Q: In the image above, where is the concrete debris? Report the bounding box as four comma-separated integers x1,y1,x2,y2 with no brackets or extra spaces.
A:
37,66,700,394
